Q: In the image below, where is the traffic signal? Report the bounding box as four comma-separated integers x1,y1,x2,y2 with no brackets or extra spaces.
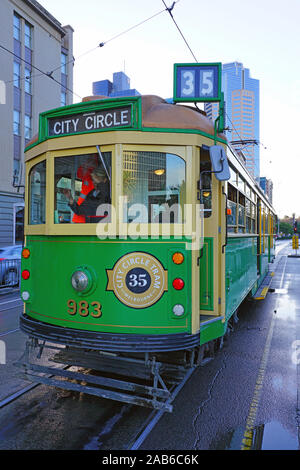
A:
294,221,298,233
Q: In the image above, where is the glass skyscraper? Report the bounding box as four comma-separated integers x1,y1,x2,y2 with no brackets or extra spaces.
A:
205,62,260,180
93,71,140,98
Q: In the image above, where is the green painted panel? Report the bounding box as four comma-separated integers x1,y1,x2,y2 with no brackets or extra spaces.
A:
200,319,225,345
225,237,257,319
21,235,192,335
199,237,213,310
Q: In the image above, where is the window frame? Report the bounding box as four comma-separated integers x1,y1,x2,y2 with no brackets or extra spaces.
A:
119,144,189,236
53,149,113,225
28,158,47,226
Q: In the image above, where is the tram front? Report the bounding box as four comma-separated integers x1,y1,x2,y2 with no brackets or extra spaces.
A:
20,95,208,353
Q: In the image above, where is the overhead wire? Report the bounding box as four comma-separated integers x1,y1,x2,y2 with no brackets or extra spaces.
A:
1,3,178,97
160,1,268,155
161,0,198,62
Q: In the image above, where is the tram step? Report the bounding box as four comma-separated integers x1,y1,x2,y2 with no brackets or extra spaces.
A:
200,315,222,326
253,271,274,300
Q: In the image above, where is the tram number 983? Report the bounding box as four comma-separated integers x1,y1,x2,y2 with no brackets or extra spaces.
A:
67,299,102,318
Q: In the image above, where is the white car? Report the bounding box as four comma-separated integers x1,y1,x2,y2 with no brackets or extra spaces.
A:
0,245,22,287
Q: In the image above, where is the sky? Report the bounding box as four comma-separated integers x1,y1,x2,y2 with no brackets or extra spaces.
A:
40,0,300,218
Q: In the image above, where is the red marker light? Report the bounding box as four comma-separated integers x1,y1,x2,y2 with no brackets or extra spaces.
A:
172,278,184,290
21,270,30,280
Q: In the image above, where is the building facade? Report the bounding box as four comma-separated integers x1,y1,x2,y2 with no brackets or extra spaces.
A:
0,0,73,247
93,71,140,98
259,177,273,204
205,62,260,180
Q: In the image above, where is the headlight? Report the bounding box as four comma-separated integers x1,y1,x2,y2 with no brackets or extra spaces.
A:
172,304,185,316
21,291,30,301
71,270,90,292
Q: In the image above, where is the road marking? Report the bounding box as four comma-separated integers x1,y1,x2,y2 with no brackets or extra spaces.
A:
241,255,287,450
241,314,276,450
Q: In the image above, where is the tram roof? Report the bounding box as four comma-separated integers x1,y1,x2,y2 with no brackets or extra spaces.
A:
89,94,220,135
24,95,275,214
25,94,226,149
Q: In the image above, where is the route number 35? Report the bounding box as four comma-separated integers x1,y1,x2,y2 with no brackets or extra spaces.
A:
174,63,221,102
181,69,214,97
67,299,102,318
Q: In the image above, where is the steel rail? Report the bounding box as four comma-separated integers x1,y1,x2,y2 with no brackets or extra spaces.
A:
0,382,39,409
128,366,195,450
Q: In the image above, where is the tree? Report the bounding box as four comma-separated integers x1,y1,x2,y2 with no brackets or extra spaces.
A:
279,220,293,236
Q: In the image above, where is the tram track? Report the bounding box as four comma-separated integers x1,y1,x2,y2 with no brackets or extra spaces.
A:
0,382,39,409
128,367,195,449
1,244,290,449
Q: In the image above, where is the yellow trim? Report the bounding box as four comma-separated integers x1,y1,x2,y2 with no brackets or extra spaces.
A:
118,144,191,237
259,203,262,255
25,130,215,162
25,142,195,238
191,145,199,334
199,149,227,320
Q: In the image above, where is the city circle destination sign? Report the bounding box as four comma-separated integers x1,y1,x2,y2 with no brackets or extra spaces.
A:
173,63,222,103
48,105,132,137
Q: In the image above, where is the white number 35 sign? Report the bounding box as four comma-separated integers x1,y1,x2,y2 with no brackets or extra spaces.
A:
174,63,221,103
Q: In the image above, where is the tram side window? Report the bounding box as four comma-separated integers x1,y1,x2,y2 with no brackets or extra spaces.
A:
246,198,251,233
227,183,237,232
199,161,212,218
238,193,245,233
122,151,185,223
54,152,111,223
251,202,256,233
29,160,46,224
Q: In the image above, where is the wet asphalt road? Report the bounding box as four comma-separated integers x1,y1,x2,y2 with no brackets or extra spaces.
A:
138,240,300,450
0,240,299,451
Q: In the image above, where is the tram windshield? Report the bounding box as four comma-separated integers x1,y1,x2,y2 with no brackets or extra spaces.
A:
54,152,111,224
122,151,186,223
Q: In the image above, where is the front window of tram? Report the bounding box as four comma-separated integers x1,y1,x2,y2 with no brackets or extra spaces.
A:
122,151,186,223
29,160,46,224
54,152,111,223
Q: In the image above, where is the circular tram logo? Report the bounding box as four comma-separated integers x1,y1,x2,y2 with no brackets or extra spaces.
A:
106,252,168,308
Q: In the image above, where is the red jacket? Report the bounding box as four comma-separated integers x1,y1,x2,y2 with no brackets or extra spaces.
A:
72,167,95,223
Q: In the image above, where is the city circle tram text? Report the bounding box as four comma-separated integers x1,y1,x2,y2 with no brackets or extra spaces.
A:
48,105,132,136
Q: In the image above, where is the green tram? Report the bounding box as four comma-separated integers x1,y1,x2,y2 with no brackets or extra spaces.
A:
19,94,276,411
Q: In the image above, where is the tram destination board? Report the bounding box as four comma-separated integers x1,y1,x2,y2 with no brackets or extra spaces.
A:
48,105,132,137
173,63,222,103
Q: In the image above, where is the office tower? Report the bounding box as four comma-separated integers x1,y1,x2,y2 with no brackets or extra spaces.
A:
260,177,273,204
93,71,140,98
205,62,260,179
0,0,73,246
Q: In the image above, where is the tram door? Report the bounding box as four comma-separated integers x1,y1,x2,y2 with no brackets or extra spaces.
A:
257,200,262,275
199,146,226,319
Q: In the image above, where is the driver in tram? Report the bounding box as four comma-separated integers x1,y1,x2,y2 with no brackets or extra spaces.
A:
63,167,110,223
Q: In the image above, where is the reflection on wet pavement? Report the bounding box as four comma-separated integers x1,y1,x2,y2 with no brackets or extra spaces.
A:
212,421,298,450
